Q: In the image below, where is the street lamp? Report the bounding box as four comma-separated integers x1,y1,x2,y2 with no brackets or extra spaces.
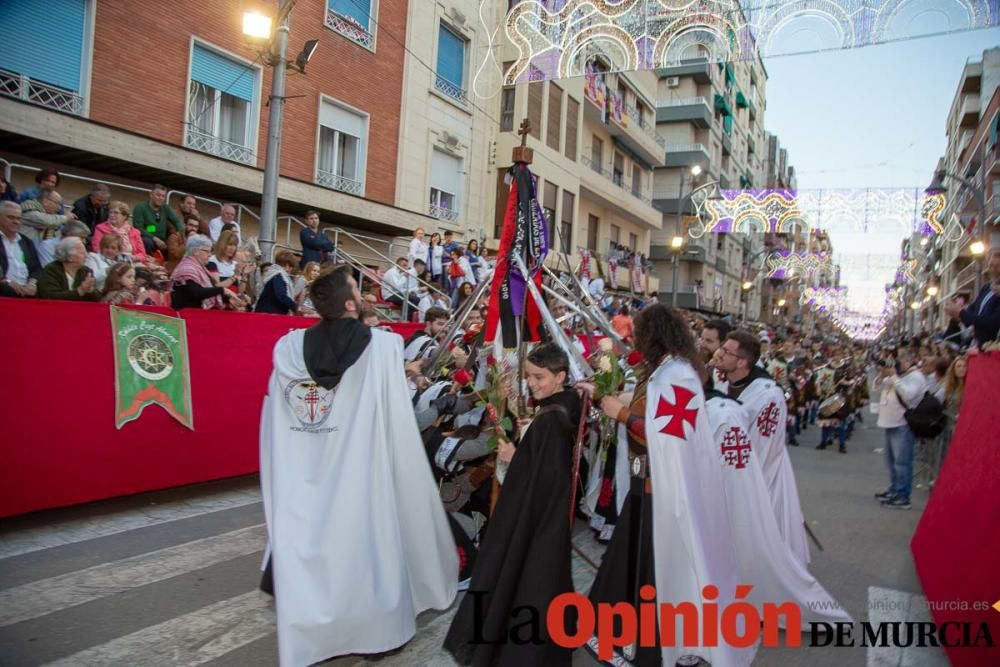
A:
671,164,704,307
777,298,786,307
926,285,939,297
970,240,986,257
243,11,272,39
742,281,752,290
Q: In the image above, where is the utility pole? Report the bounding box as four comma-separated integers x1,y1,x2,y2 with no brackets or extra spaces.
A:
258,5,290,263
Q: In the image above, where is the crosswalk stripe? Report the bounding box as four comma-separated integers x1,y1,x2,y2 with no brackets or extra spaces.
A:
0,524,266,627
0,486,262,560
40,591,276,667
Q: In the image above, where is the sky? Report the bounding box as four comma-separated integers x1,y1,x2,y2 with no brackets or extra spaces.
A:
763,21,1000,315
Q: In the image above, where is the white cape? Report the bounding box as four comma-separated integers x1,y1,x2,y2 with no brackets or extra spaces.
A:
645,358,755,667
260,328,458,667
736,376,811,566
706,395,852,626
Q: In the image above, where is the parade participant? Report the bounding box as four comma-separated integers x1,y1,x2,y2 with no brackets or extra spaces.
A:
704,387,852,627
260,265,457,667
698,318,731,390
404,306,450,362
715,331,811,566
444,343,582,666
586,305,748,667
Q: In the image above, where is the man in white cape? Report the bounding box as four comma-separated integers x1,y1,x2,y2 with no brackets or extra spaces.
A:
260,266,457,667
714,331,811,566
646,354,755,667
705,388,852,626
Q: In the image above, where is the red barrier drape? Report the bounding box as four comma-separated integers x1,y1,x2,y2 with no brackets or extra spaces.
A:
911,351,1000,665
0,298,421,518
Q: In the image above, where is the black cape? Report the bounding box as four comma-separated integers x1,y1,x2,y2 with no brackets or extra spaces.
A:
443,389,581,666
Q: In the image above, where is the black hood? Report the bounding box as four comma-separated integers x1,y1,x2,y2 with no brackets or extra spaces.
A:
537,388,583,429
303,317,372,390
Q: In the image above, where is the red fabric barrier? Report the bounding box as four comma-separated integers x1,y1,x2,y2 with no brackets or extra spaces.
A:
911,351,1000,666
0,298,421,518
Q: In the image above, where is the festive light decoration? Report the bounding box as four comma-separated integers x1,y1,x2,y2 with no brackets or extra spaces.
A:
763,250,834,279
490,1,998,85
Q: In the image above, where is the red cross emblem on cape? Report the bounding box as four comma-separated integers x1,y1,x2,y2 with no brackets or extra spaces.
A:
655,385,699,439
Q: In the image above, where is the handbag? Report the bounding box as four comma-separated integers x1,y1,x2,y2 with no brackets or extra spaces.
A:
895,388,946,439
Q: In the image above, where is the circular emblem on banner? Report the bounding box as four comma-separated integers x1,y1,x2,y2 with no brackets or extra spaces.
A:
284,378,335,430
127,334,174,381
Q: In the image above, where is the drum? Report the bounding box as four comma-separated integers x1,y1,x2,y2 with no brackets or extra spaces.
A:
818,393,846,418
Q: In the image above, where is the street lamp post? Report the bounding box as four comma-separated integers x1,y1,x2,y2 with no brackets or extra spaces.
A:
671,165,702,307
258,12,290,263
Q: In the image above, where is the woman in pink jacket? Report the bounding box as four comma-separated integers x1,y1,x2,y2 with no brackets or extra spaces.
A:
91,201,147,262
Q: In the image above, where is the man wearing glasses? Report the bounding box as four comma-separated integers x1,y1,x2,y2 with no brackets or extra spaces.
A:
713,330,810,567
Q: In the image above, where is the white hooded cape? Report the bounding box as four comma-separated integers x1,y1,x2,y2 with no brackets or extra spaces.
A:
645,358,755,667
260,328,458,667
706,395,851,626
733,375,811,566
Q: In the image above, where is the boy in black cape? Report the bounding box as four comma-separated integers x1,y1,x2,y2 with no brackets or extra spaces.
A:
443,343,582,666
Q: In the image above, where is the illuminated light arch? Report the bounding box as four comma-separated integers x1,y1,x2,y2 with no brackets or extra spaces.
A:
754,1,857,56
560,24,641,79
731,210,772,233
653,13,745,67
871,0,989,42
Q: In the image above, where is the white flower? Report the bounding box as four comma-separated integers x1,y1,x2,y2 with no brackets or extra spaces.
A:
598,355,613,373
598,338,614,352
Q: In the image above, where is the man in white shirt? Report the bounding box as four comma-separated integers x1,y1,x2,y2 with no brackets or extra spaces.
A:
208,204,240,242
0,201,40,297
381,257,420,311
874,348,927,509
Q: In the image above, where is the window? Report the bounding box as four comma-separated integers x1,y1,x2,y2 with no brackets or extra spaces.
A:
527,82,543,139
494,170,509,239
610,224,620,246
500,88,516,131
547,82,562,151
186,44,258,165
631,164,642,198
0,0,88,115
560,191,575,254
429,149,463,222
590,136,603,172
629,232,638,251
543,181,558,246
565,97,579,161
587,214,599,251
326,0,375,49
316,98,367,195
635,102,645,127
435,24,466,102
613,152,624,186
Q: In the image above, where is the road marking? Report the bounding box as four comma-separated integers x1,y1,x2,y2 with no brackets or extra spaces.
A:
40,591,276,667
0,486,261,560
0,524,266,627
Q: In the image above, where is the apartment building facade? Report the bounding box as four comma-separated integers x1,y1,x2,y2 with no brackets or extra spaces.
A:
651,47,769,319
915,48,1000,332
0,0,434,254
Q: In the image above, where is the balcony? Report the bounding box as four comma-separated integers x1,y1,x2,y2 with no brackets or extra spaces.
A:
624,104,668,152
955,93,980,129
722,132,732,156
184,125,255,165
747,135,756,155
0,68,84,116
580,155,660,229
665,143,710,168
434,74,468,105
656,96,712,129
429,203,459,223
316,169,363,196
325,9,374,50
650,237,706,263
581,155,652,206
655,60,712,84
953,261,979,292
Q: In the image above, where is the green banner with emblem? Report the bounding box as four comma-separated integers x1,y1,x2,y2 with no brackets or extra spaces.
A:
111,306,193,430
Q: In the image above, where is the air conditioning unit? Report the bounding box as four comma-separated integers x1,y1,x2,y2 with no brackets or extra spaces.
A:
440,131,460,148
448,7,467,25
665,77,680,88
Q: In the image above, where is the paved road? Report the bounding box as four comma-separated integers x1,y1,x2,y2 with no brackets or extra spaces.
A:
0,416,949,667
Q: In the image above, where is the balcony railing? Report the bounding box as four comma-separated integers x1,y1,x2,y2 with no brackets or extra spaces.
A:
953,261,979,289
316,169,363,195
184,125,255,165
0,68,84,116
581,155,652,206
429,203,459,222
434,74,467,104
659,96,709,107
624,105,667,149
325,9,374,49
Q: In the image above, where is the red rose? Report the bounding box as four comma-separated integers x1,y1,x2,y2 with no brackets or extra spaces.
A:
447,342,456,351
626,350,643,366
486,354,497,367
453,368,473,387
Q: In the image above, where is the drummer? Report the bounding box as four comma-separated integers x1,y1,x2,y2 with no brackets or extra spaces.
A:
816,360,849,453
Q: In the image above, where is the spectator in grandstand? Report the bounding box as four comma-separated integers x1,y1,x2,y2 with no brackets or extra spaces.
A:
943,248,1000,348
20,190,74,245
209,229,241,281
295,261,322,316
441,230,460,285
408,227,429,268
0,174,18,202
360,307,381,328
206,203,239,243
299,210,335,268
455,281,476,312
0,200,41,297
86,233,122,290
182,213,206,238
255,250,300,316
611,305,634,342
101,262,145,305
382,256,421,311
92,201,147,262
428,232,444,285
71,184,110,233
37,219,91,266
417,280,450,321
465,239,482,282
36,237,99,301
17,167,63,212
178,193,200,220
170,235,234,310
133,184,181,255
